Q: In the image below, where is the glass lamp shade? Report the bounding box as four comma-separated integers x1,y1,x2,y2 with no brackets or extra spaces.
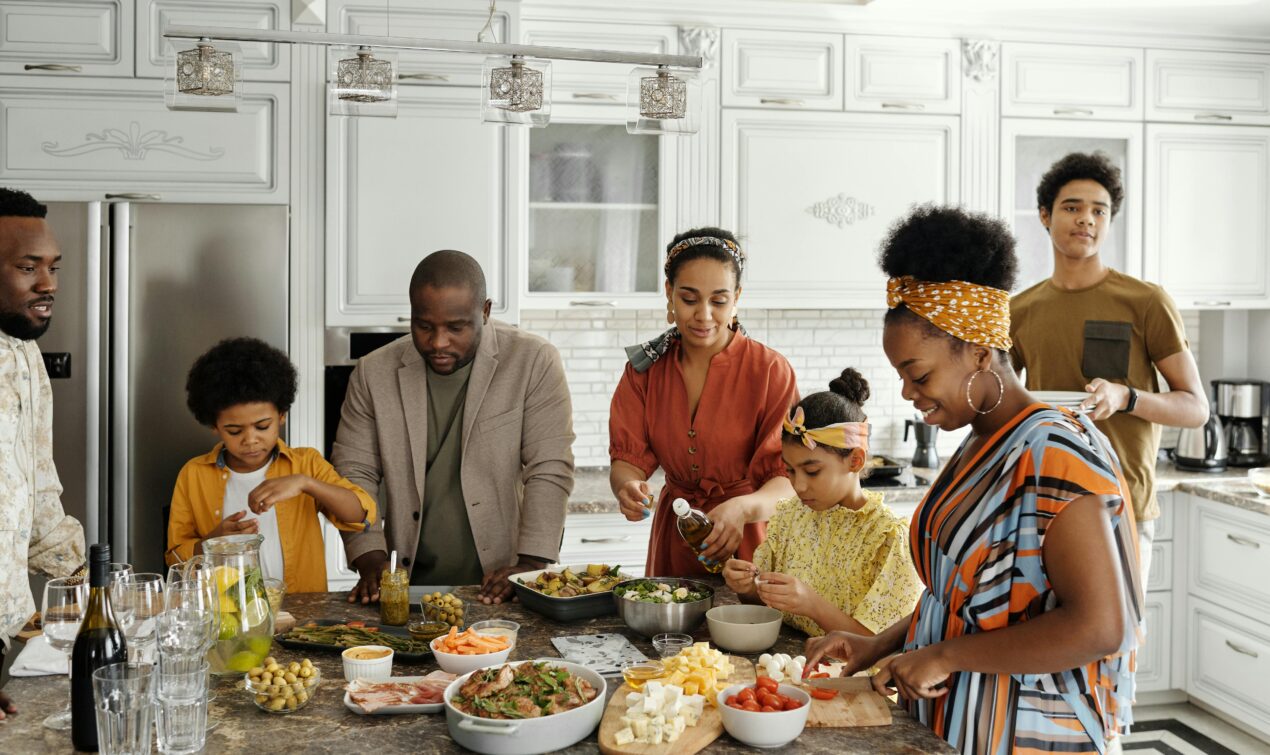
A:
328,46,398,118
626,66,700,135
164,39,242,112
482,56,551,127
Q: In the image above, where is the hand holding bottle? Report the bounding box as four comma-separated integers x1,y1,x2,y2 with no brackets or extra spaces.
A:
698,497,747,562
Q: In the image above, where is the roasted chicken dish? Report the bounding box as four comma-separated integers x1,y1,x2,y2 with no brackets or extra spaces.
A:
450,662,597,719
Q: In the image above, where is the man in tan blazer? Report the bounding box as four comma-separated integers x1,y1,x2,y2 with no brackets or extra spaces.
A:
333,250,574,605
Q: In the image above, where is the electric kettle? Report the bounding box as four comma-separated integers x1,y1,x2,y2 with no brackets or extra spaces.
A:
1173,412,1228,472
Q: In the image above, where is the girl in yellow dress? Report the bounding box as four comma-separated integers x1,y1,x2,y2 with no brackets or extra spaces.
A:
724,368,922,637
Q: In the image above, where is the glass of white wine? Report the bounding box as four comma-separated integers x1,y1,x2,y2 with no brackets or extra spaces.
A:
41,577,87,730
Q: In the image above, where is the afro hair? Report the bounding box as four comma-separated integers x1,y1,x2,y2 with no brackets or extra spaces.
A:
185,337,297,427
0,187,47,219
1036,151,1124,219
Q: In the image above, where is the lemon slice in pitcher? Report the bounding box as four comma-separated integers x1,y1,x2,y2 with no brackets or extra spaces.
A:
242,598,271,629
213,565,241,594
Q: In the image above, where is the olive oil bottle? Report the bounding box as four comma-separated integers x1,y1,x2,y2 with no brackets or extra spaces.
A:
671,498,724,573
71,543,127,752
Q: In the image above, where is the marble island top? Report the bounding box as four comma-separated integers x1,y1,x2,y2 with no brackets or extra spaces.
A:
0,585,954,755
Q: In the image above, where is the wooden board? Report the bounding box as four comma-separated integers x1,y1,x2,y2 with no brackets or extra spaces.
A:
805,676,892,728
598,656,755,755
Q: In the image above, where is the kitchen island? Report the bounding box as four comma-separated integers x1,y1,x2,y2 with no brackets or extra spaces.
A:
0,584,954,754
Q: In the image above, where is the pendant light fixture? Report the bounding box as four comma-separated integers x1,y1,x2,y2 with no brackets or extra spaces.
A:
481,55,551,127
329,46,398,117
626,65,700,135
165,37,242,112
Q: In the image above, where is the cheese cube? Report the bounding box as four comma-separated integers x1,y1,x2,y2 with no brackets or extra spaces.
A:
625,692,643,707
614,728,635,746
632,718,649,739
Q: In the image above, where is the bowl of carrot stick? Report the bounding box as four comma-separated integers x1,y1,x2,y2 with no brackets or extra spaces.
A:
430,626,514,675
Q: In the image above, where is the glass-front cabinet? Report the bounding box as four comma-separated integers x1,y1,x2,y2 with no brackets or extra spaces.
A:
999,118,1143,294
522,107,679,308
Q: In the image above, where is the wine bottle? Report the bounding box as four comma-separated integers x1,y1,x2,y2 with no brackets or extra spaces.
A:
672,498,724,574
71,543,128,752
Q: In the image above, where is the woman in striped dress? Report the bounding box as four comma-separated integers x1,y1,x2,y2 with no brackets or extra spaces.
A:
805,206,1144,754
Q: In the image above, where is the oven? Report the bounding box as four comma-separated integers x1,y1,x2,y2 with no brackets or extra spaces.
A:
324,328,410,458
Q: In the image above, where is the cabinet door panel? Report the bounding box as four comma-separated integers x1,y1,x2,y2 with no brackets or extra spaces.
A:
1148,49,1270,125
1145,125,1270,307
0,0,131,76
328,88,513,324
137,1,289,81
1136,592,1171,693
522,21,676,104
723,30,842,111
845,35,960,115
0,76,286,202
722,110,957,308
1187,498,1270,621
1002,43,1143,120
1187,597,1270,737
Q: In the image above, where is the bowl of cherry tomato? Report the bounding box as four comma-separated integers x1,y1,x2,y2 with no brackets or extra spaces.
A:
717,676,810,748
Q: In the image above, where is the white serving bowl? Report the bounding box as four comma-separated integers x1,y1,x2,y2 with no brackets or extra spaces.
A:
341,645,394,682
1248,467,1270,496
430,637,513,676
705,604,783,653
716,682,811,748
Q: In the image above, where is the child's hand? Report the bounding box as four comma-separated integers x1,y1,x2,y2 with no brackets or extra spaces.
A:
248,474,311,514
756,571,816,616
723,558,756,593
208,510,259,538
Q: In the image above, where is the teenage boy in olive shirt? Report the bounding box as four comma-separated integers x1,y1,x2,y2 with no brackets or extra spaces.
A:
1009,152,1208,589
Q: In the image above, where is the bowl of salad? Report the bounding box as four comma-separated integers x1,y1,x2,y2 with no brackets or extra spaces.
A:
613,578,714,637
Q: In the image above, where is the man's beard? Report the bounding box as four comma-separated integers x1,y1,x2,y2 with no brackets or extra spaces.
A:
0,310,51,340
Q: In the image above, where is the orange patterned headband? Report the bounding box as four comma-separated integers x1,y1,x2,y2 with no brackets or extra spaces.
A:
782,406,870,453
664,236,746,278
886,275,1013,351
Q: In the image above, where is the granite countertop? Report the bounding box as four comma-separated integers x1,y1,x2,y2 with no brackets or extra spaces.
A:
569,462,1270,516
0,585,953,755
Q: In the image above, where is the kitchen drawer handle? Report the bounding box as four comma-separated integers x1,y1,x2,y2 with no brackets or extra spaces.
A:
24,63,83,72
569,300,617,307
881,102,925,111
580,536,631,544
572,92,618,101
396,316,412,323
760,98,805,106
1225,639,1260,658
1053,107,1094,116
398,72,449,82
1194,113,1234,121
1194,300,1232,307
104,193,162,201
1227,533,1261,548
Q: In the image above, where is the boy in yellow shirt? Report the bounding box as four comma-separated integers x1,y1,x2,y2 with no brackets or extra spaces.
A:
166,338,376,592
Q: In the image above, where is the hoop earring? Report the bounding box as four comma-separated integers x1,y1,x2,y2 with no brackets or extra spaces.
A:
666,303,674,325
965,368,1004,415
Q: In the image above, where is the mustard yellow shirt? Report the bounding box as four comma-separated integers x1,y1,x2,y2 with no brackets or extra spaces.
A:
166,440,376,593
753,491,922,636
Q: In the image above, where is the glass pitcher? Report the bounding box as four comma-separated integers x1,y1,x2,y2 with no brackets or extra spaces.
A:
181,534,274,675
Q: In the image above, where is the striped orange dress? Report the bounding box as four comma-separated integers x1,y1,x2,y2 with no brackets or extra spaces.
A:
905,404,1144,754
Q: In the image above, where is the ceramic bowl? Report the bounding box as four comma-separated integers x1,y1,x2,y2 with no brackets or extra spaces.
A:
430,638,513,676
341,645,394,682
705,604,782,653
717,683,811,748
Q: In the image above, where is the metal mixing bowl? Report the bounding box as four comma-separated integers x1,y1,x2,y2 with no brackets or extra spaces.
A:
612,577,714,637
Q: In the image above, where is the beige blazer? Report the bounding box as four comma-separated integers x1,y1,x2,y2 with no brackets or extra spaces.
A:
332,320,575,574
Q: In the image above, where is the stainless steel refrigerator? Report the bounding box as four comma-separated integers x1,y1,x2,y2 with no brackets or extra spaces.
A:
38,201,289,575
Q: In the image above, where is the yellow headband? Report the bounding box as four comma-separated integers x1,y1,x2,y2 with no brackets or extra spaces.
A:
782,406,869,453
886,275,1012,351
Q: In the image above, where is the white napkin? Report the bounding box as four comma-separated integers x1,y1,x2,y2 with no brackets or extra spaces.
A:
9,634,69,677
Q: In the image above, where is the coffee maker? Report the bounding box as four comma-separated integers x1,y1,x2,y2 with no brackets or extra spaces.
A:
1212,378,1270,467
904,417,939,469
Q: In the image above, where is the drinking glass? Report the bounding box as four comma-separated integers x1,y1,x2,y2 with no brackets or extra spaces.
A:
123,573,165,664
41,577,87,730
92,662,154,755
153,658,209,755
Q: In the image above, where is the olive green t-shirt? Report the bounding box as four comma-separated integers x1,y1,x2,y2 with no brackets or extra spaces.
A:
412,361,485,585
1009,269,1189,522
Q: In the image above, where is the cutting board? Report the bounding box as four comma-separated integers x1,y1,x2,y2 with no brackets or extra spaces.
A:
805,676,892,728
597,656,755,755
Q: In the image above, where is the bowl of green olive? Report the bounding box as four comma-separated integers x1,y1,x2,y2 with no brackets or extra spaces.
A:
244,656,320,714
420,591,465,627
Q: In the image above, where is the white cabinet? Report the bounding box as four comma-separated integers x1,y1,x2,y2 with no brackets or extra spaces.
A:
1137,592,1172,693
1002,43,1144,121
557,513,652,577
1186,597,1270,739
326,86,518,326
1147,49,1270,126
1186,495,1270,621
323,518,358,592
0,75,288,202
999,119,1143,293
136,0,290,82
721,109,958,309
0,0,133,77
844,35,960,115
1144,124,1270,308
332,0,511,88
521,20,677,105
722,29,843,111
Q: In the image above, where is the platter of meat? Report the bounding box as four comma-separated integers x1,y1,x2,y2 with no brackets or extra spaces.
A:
343,671,459,714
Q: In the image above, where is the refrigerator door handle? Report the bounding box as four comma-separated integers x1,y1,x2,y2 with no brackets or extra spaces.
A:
109,202,131,560
85,202,103,545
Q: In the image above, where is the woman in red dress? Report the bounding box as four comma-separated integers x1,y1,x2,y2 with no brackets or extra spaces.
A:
608,228,798,577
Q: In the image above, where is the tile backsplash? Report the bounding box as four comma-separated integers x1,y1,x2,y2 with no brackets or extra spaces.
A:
524,308,1203,468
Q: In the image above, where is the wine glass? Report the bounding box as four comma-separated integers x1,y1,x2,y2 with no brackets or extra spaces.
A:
122,573,164,664
41,577,87,731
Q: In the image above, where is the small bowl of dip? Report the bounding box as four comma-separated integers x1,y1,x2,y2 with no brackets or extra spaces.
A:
341,644,394,682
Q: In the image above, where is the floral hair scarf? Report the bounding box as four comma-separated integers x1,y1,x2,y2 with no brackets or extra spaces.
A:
885,275,1012,351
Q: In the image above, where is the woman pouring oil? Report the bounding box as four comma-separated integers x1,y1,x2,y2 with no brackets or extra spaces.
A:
608,228,797,577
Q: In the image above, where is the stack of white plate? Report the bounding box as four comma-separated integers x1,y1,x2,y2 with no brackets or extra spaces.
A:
1033,391,1092,413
